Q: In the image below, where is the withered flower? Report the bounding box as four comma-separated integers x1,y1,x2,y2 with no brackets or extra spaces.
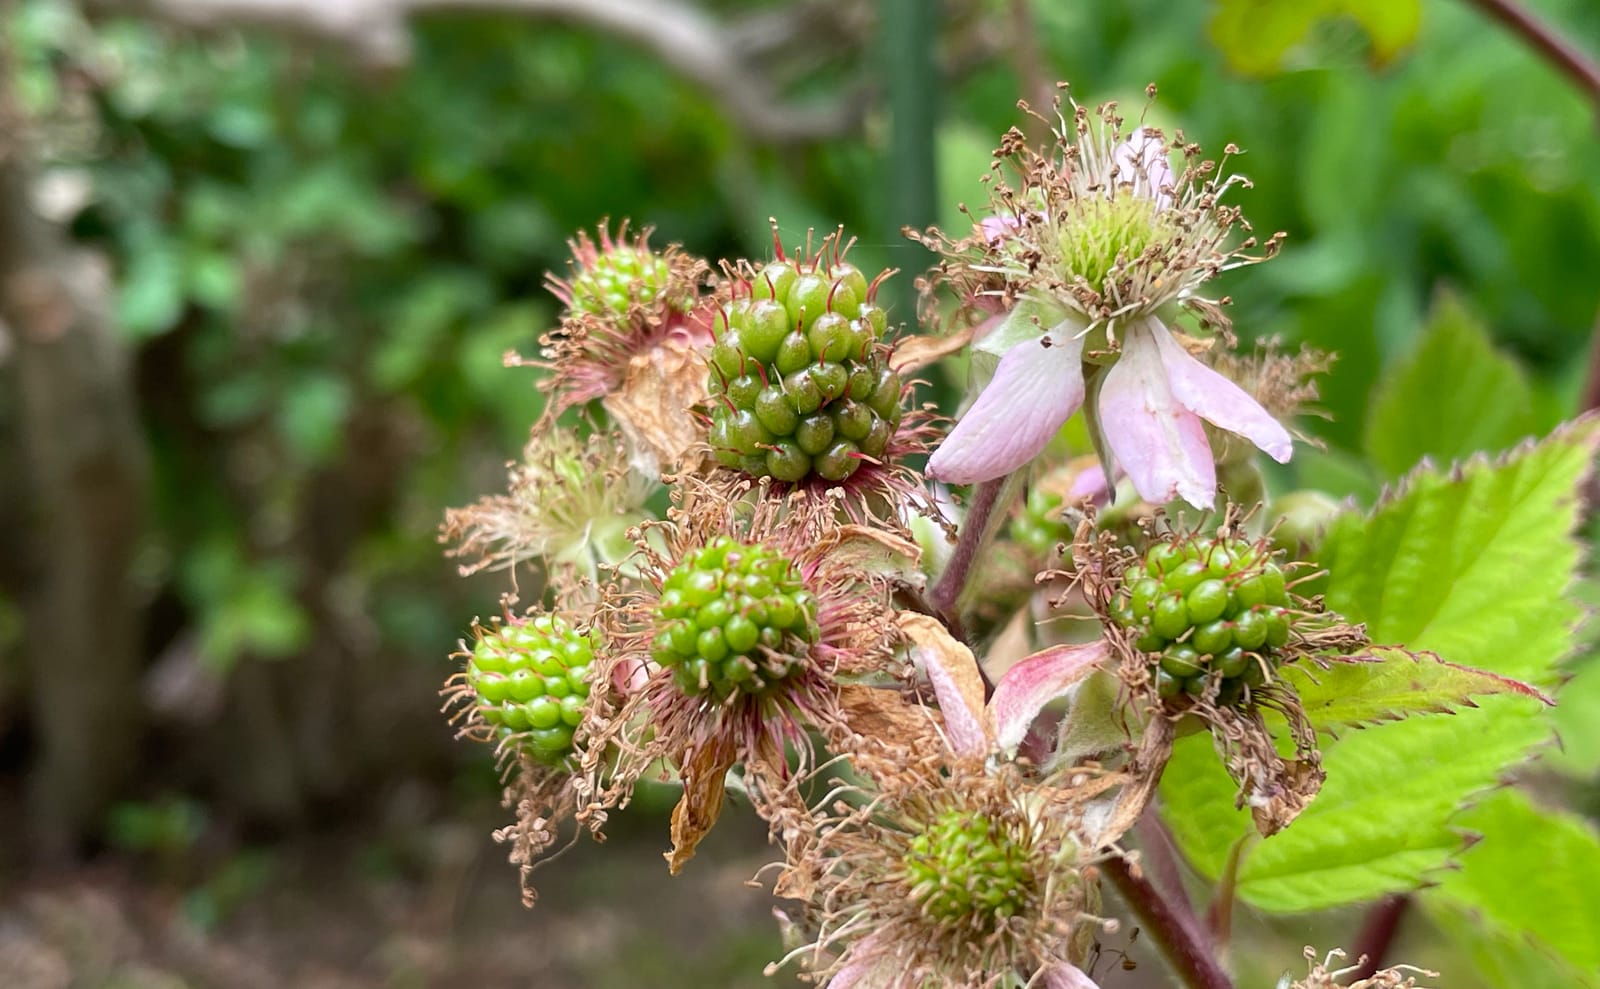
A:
440,426,654,582
586,477,905,873
770,730,1112,989
531,222,719,472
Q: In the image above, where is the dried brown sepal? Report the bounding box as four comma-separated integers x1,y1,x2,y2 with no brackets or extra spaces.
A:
666,735,738,874
584,476,906,870
771,745,1114,988
898,611,990,751
888,321,977,372
601,326,713,476
836,683,944,751
1067,507,1369,836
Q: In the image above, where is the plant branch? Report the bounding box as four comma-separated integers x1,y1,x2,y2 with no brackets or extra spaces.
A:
1348,895,1411,982
1460,0,1600,109
1105,855,1233,989
91,0,868,140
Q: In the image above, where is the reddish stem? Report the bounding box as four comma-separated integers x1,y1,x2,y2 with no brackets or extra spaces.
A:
1348,895,1411,981
1105,856,1234,989
928,476,1008,627
1461,0,1600,108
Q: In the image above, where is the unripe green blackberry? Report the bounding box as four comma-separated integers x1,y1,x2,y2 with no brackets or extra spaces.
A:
903,810,1033,923
707,254,903,484
467,615,595,762
1112,535,1295,706
650,536,819,698
1012,486,1071,556
568,243,674,319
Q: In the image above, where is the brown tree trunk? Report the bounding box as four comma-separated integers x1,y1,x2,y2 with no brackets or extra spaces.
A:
0,148,150,859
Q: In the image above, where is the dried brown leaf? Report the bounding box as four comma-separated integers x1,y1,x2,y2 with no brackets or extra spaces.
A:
602,337,708,476
665,739,737,874
889,326,975,373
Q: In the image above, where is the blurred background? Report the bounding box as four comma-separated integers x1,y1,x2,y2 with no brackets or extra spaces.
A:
1,0,1597,986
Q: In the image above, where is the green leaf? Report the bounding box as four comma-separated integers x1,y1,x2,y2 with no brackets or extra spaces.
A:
1426,898,1600,989
1161,418,1600,911
1209,0,1421,75
1161,699,1548,912
1364,293,1539,478
1282,646,1550,731
1426,789,1600,976
1338,0,1424,65
1546,655,1600,778
1323,419,1598,686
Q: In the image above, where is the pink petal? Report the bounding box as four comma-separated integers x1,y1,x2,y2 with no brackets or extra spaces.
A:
927,331,1086,484
980,214,1022,243
1041,962,1102,989
1149,322,1294,463
989,641,1110,754
1113,127,1174,209
1098,325,1216,510
1067,462,1111,506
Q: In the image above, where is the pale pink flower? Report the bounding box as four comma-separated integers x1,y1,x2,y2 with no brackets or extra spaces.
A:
926,113,1293,508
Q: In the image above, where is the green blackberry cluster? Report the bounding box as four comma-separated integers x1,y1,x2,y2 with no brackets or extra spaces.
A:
707,258,903,484
570,245,673,318
1113,536,1295,706
651,537,820,698
467,615,594,762
903,810,1032,923
1012,486,1071,556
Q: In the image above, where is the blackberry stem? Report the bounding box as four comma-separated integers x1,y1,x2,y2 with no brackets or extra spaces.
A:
1348,895,1411,981
1105,855,1233,989
928,474,1023,646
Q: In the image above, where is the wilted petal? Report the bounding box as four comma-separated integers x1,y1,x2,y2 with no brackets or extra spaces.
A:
1098,325,1216,510
826,930,893,989
928,330,1086,484
990,641,1110,754
1149,320,1293,463
1040,962,1102,989
1112,127,1174,209
898,614,988,757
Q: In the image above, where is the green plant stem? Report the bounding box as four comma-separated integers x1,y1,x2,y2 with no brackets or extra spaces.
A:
1105,856,1234,989
881,0,939,323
